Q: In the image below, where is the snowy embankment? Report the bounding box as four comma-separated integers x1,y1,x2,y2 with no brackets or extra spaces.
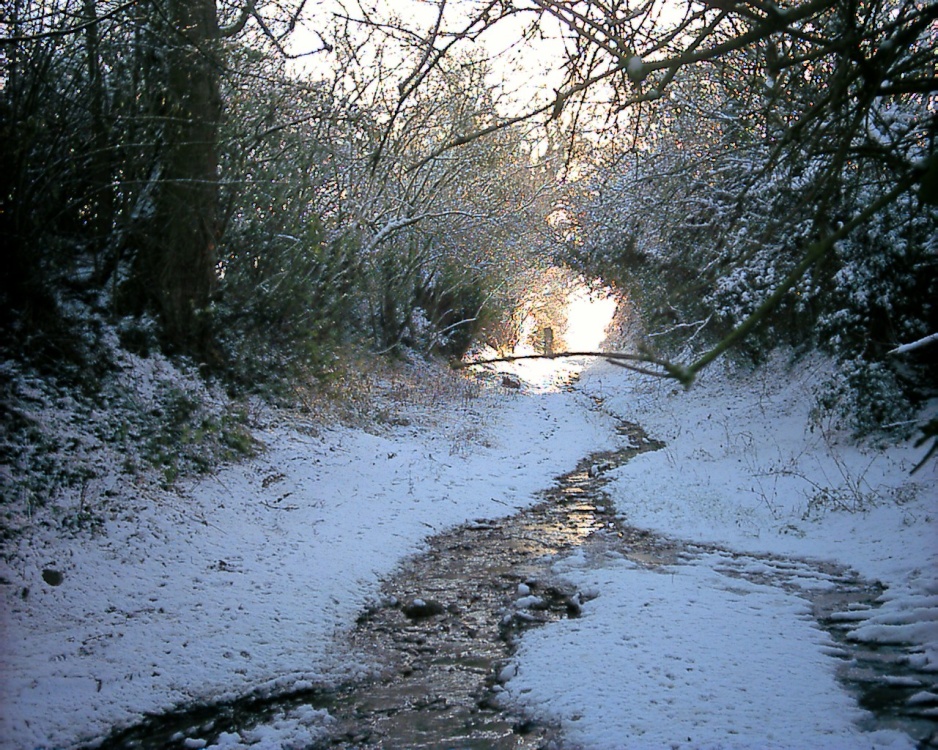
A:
504,355,937,749
0,357,616,750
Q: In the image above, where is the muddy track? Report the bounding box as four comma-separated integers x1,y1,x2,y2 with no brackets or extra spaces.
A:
89,421,667,750
328,417,937,749
320,421,667,748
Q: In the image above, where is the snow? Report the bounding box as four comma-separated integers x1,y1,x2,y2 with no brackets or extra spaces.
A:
509,555,904,750
0,356,616,749
1,335,935,749
502,354,936,749
889,332,938,355
207,705,334,750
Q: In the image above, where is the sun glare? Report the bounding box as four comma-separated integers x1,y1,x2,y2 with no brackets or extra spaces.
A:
504,280,619,392
563,285,618,352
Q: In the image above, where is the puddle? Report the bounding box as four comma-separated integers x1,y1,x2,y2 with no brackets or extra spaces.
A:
88,419,936,749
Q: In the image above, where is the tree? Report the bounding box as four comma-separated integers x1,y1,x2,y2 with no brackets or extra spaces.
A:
121,0,223,359
331,0,935,452
126,0,316,360
0,0,321,364
310,24,564,355
336,0,936,372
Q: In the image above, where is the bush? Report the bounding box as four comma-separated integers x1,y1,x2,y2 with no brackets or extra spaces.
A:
811,357,916,439
412,261,496,357
216,219,358,391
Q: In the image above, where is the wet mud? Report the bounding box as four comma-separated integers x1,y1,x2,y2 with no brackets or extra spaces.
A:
319,421,667,749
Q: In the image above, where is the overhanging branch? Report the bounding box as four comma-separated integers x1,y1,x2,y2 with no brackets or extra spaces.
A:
454,350,679,380
684,176,916,381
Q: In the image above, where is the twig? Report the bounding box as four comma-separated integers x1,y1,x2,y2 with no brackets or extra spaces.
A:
261,500,299,510
604,358,675,378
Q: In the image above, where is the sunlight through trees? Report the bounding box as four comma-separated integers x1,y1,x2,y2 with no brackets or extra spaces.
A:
1,0,934,437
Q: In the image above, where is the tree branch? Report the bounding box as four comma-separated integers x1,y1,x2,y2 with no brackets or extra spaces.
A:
454,349,675,379
0,0,141,44
685,175,917,381
889,332,938,355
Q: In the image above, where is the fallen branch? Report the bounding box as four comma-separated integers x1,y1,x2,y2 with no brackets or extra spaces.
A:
457,182,914,390
453,350,685,381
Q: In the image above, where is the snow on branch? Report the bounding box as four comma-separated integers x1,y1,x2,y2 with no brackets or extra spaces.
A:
888,332,938,355
454,350,692,382
361,205,495,255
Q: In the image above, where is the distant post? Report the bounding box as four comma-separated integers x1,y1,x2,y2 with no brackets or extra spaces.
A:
543,327,554,356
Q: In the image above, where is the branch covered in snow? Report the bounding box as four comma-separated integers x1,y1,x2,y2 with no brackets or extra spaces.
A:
455,350,684,380
889,333,938,355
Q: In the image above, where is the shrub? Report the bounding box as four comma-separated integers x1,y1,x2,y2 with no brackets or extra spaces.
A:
216,219,358,391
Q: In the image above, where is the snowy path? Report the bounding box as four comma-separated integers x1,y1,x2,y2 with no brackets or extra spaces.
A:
0,361,617,750
506,536,926,750
503,359,937,750
1,355,935,750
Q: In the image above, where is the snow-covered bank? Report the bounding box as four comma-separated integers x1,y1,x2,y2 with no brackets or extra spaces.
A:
0,360,616,750
576,355,935,583
505,356,937,749
510,553,905,750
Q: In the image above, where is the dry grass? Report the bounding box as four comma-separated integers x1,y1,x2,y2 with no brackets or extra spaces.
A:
286,349,490,448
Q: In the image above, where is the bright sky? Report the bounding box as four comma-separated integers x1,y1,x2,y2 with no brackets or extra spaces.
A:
289,0,692,137
509,280,618,391
564,285,618,352
290,0,567,115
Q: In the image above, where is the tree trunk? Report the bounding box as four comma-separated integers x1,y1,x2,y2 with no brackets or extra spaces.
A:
83,0,116,273
135,0,222,360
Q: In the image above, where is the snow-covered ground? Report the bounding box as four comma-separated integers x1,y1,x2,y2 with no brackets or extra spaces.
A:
1,315,936,749
505,356,937,750
0,351,617,749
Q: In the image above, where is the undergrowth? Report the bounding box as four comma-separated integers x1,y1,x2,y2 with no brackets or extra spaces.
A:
1,325,488,549
0,331,258,544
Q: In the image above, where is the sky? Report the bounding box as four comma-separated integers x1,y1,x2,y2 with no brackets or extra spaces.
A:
289,0,569,115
